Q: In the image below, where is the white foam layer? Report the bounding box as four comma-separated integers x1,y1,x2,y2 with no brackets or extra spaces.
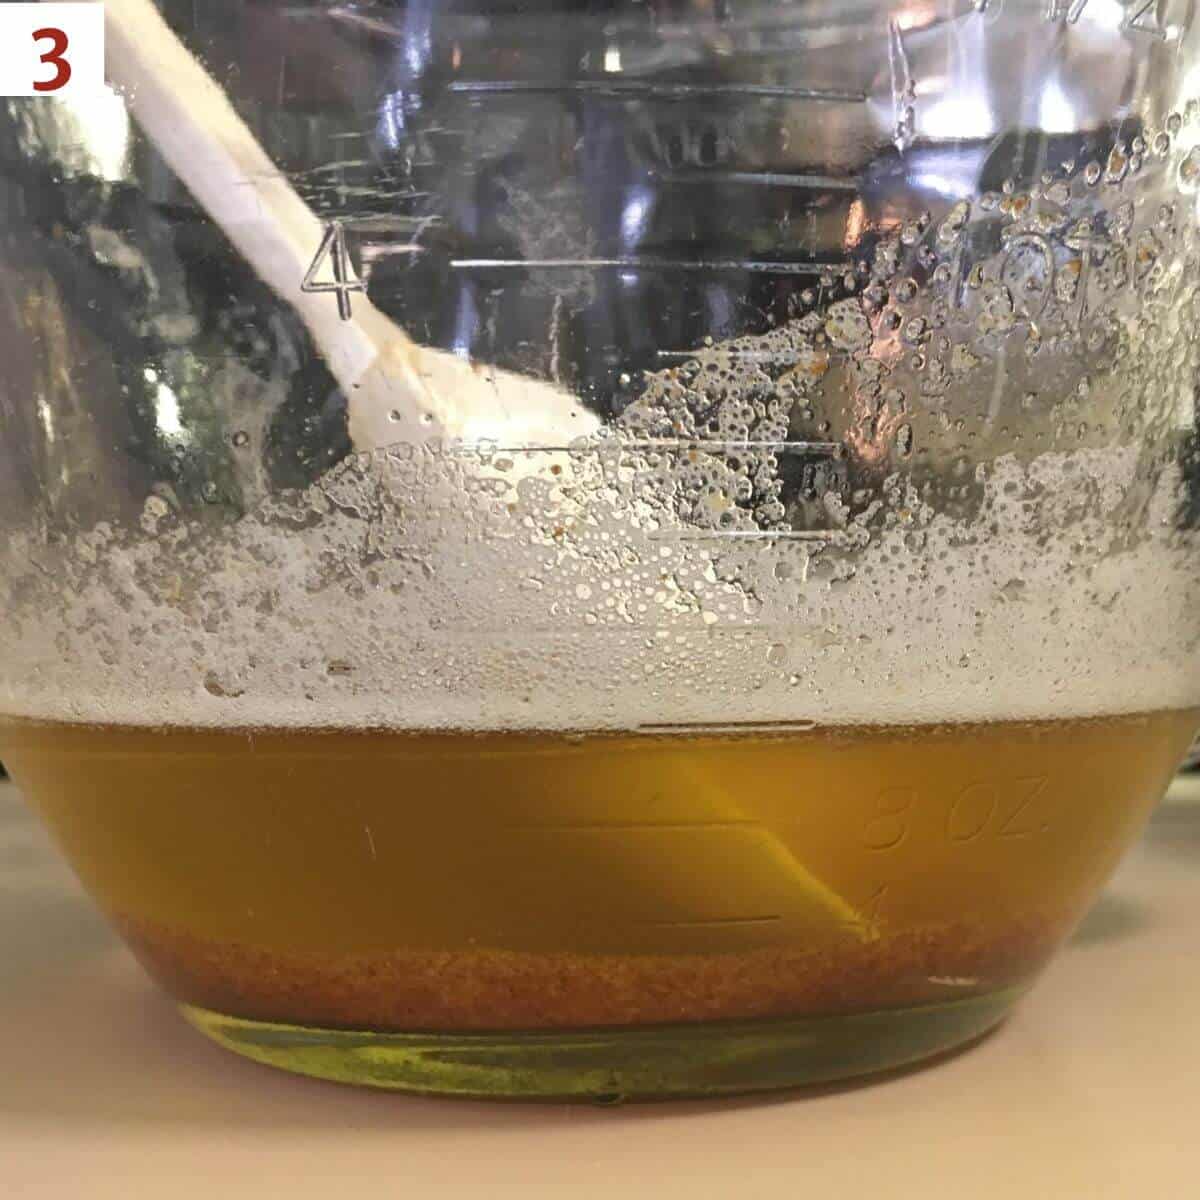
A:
0,439,1196,731
4,106,1200,731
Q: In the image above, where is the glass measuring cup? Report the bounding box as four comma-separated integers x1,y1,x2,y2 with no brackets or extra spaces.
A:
0,0,1197,1098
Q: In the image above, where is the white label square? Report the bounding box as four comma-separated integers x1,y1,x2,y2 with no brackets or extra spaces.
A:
0,4,105,98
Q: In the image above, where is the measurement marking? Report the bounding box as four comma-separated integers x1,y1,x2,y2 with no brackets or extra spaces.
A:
442,439,842,454
638,720,817,733
433,624,836,638
612,438,840,452
362,248,853,274
357,243,425,266
647,529,845,541
650,169,861,191
344,215,438,234
323,238,892,276
296,158,372,176
642,10,873,41
864,883,889,927
644,915,783,928
301,221,365,320
448,80,866,103
450,256,852,275
328,9,406,39
655,348,849,363
512,820,758,833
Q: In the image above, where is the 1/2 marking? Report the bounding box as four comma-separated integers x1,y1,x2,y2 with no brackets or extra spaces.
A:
863,882,889,925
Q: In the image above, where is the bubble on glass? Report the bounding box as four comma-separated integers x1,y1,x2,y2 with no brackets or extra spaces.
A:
937,200,971,245
1045,181,1070,206
1179,145,1200,187
824,298,872,351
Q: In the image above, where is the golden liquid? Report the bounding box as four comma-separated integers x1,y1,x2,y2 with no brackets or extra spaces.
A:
3,711,1195,1026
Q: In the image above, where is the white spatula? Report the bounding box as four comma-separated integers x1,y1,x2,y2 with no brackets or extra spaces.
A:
101,0,600,452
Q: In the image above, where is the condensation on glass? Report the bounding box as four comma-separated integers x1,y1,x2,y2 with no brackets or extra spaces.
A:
0,0,1197,1098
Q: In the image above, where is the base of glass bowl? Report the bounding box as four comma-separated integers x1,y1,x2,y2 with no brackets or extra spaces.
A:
180,987,1024,1101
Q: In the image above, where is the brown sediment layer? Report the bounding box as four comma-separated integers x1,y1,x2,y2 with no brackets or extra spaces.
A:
117,913,1067,1032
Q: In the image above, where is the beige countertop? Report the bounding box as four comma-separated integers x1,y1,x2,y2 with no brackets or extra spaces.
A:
2,775,1198,1199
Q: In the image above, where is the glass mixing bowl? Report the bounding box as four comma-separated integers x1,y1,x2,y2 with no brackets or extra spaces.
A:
1,0,1198,1099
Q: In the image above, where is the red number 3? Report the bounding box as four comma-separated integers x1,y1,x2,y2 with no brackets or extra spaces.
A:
33,27,72,93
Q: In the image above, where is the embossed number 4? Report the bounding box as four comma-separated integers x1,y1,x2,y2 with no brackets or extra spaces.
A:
301,221,366,321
